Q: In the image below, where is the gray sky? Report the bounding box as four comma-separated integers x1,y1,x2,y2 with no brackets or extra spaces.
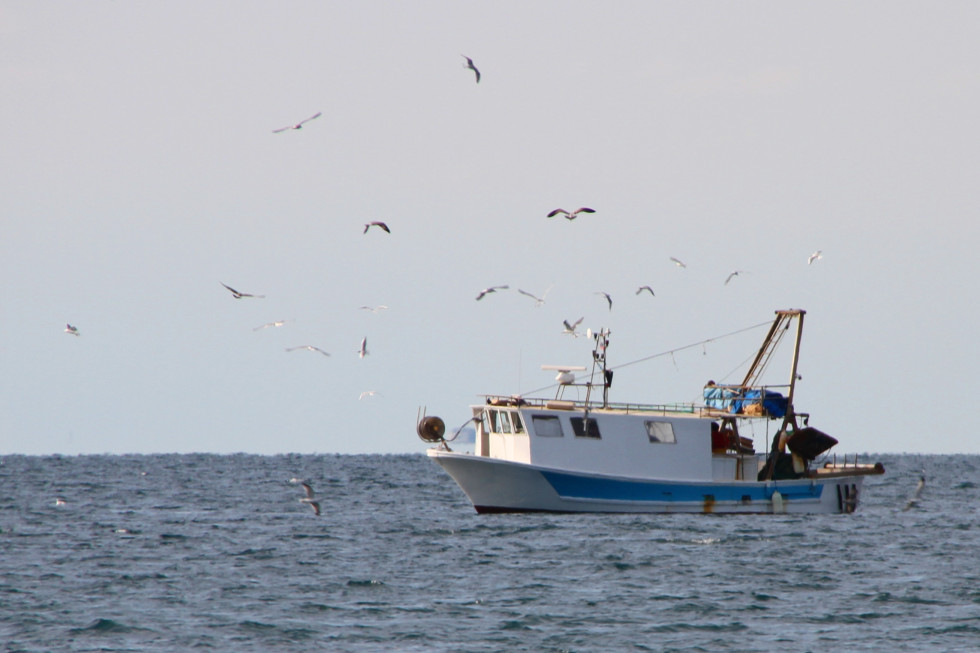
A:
3,2,978,455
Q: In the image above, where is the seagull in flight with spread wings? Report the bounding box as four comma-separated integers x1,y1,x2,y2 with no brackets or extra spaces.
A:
547,207,595,221
359,305,389,314
221,282,265,299
562,317,584,337
724,270,745,285
461,55,481,83
518,284,553,307
635,286,655,297
669,257,687,269
64,323,80,336
254,320,288,331
363,221,390,234
595,291,612,311
286,345,330,357
808,250,823,265
272,112,322,133
475,285,509,300
291,480,321,515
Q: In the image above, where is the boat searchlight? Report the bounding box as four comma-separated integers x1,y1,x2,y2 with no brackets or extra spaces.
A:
541,365,587,385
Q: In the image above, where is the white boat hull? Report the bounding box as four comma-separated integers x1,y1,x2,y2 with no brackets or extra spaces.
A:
428,449,867,515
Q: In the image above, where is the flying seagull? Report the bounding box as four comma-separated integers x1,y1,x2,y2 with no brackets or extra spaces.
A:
64,323,80,336
562,317,584,337
903,475,926,511
595,291,612,311
517,284,553,307
358,337,369,359
363,221,390,234
359,305,389,314
272,112,322,133
669,257,687,268
221,282,265,299
286,345,330,357
254,320,288,331
635,286,655,296
547,207,595,221
461,55,481,83
291,479,321,516
724,270,745,285
359,390,380,400
475,285,508,300
808,250,823,265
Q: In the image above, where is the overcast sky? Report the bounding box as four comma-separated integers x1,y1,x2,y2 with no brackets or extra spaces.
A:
3,2,978,456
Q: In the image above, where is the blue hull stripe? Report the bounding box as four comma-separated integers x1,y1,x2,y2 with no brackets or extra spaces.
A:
540,470,824,503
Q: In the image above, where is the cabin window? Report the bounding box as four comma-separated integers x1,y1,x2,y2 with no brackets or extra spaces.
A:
645,420,676,444
570,416,601,439
490,410,513,434
511,412,526,434
531,414,563,437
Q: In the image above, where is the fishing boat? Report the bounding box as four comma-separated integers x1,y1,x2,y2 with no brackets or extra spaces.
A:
418,309,884,514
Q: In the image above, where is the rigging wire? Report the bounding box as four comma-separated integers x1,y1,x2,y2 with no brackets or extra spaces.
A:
520,318,773,398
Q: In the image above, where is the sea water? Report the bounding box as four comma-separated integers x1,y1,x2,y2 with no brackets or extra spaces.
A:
1,453,977,652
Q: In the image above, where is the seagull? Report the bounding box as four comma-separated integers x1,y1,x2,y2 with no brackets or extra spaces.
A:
461,55,480,83
291,479,321,516
363,221,390,234
595,291,612,311
64,324,80,336
359,390,380,400
286,345,330,357
475,285,508,300
253,320,288,331
547,207,595,221
724,270,744,285
669,257,687,268
562,317,584,337
272,112,322,133
359,305,389,314
635,286,655,296
54,497,67,506
517,284,553,307
221,282,265,299
903,475,926,511
808,250,823,265
358,337,369,358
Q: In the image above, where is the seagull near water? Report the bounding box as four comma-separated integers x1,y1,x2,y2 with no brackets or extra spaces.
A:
903,475,926,511
221,282,265,299
461,55,481,83
547,207,595,221
808,250,823,265
475,285,508,301
363,221,390,234
64,323,80,336
291,479,321,516
286,345,330,357
272,112,322,133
